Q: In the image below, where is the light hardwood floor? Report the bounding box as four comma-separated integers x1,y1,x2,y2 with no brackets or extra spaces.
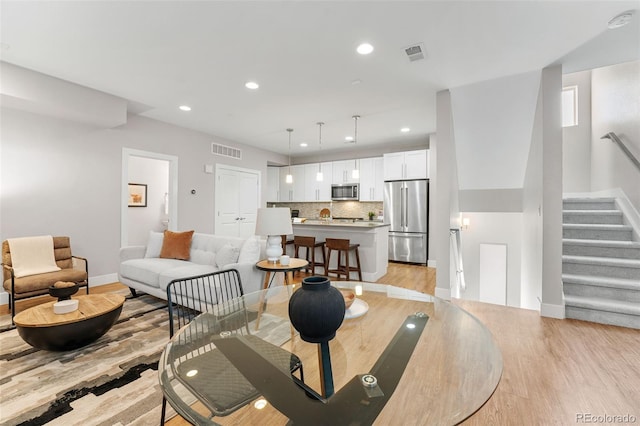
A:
5,264,638,424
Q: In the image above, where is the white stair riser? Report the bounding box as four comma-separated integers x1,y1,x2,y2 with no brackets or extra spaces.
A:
565,307,640,329
563,201,616,210
563,283,640,302
562,213,623,225
563,262,640,279
563,228,632,241
563,244,640,259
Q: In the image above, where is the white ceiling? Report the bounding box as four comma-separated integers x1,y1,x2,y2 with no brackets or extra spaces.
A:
1,1,638,157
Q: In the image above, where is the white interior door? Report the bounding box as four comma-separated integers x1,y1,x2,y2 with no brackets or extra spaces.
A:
215,164,260,237
238,172,259,237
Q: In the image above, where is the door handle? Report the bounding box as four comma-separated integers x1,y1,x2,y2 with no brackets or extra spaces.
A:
404,187,409,228
400,188,405,227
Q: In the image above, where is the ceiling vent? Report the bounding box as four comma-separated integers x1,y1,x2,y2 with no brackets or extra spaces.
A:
404,43,426,62
211,142,242,160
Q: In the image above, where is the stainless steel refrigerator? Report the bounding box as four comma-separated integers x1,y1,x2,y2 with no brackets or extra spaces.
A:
384,179,428,263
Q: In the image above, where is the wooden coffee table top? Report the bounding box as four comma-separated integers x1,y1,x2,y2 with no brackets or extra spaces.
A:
14,294,126,328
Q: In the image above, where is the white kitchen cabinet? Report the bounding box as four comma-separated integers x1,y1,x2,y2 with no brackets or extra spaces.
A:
266,167,280,202
279,165,305,202
383,149,429,180
332,159,360,184
359,157,384,201
304,162,333,201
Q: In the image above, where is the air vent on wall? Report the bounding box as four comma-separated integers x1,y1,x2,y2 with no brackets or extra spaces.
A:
404,43,425,62
211,142,242,160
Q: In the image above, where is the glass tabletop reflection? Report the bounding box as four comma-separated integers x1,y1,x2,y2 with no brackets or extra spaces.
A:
159,281,502,425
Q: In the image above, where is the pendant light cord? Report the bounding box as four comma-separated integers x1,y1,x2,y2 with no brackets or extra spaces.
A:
287,128,293,173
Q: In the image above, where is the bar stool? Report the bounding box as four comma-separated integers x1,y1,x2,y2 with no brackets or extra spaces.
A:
281,235,294,255
324,238,363,281
293,236,326,275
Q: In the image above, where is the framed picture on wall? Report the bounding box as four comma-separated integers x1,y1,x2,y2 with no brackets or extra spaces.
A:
128,183,147,207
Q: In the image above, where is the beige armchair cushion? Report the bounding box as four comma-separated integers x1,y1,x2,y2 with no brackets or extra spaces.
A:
2,236,88,297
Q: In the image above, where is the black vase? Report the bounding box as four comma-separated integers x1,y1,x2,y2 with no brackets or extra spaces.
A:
288,276,345,343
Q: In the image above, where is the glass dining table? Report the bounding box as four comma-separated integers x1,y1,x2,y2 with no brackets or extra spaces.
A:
158,281,502,425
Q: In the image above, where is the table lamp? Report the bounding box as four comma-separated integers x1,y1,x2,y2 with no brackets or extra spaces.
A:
255,207,293,262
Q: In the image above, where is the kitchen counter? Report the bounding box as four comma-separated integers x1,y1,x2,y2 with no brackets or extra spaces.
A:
290,221,388,281
295,220,388,228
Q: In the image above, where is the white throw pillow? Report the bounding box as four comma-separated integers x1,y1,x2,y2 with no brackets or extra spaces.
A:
238,236,261,263
216,244,240,268
144,231,164,258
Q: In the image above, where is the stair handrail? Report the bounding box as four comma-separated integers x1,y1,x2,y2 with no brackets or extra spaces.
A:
601,132,640,172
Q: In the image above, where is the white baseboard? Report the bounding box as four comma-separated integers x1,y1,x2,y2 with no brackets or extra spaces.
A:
540,302,565,319
0,273,120,306
427,260,437,268
89,273,119,287
435,286,451,300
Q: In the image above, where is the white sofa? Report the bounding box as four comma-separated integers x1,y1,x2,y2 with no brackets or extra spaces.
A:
118,232,265,300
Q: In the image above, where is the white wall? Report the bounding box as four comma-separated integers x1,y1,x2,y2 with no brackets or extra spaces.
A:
0,68,287,286
127,156,169,245
521,84,544,310
562,70,592,193
591,60,640,211
458,212,522,307
450,71,541,190
434,90,457,300
540,65,565,318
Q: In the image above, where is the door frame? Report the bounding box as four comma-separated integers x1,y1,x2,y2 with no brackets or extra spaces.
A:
121,148,179,247
214,163,261,235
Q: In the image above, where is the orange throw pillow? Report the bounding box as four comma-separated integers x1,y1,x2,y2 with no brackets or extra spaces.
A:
159,230,194,260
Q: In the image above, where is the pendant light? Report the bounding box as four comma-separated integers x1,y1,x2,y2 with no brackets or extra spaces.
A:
316,122,324,181
286,128,293,184
352,115,360,179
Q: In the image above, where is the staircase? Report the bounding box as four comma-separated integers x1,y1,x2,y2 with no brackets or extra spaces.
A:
562,197,640,329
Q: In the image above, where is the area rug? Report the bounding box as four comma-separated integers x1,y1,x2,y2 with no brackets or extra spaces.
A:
0,293,292,426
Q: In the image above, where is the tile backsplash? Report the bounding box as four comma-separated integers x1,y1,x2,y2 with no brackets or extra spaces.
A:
271,201,383,220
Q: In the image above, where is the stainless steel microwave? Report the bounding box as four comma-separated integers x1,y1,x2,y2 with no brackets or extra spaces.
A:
331,184,359,201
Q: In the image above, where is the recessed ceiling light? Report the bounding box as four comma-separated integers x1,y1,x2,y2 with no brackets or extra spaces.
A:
245,81,259,90
356,43,374,55
300,143,308,147
401,127,411,133
608,10,634,29
351,79,362,85
179,105,191,111
345,136,354,141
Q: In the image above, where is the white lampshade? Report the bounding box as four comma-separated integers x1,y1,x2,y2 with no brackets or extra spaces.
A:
255,207,293,236
255,207,293,262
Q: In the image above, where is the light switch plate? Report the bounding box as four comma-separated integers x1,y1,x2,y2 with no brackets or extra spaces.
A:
204,164,214,174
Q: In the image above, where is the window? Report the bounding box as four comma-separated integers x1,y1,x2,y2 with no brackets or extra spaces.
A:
562,86,578,127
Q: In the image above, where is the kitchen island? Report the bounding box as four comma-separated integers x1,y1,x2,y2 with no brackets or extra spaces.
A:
290,220,389,282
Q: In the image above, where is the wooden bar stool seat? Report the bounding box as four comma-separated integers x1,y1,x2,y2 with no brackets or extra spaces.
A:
324,238,363,281
294,236,326,275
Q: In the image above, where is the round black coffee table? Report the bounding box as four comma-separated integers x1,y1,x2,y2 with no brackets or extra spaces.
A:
13,294,125,351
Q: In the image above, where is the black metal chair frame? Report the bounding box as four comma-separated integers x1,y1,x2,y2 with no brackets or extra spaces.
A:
160,269,303,424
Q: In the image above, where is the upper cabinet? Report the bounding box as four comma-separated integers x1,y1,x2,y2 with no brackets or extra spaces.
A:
304,162,333,201
332,160,360,184
279,165,305,202
383,149,429,180
266,167,280,203
359,157,384,201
